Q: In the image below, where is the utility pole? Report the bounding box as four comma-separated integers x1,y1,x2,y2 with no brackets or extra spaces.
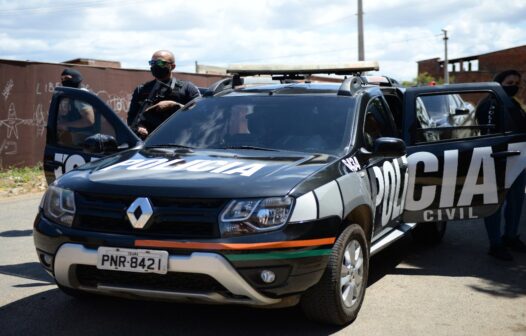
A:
357,0,364,61
442,29,449,84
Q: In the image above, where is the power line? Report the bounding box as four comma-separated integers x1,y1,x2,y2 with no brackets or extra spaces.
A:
218,34,441,64
0,0,147,15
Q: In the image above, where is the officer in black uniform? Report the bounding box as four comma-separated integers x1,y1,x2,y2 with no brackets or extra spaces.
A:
127,50,201,138
475,69,526,260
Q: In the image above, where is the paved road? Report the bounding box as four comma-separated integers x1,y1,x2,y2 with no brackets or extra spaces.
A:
0,193,525,336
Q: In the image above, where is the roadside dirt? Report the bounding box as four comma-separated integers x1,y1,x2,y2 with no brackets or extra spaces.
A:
0,175,47,199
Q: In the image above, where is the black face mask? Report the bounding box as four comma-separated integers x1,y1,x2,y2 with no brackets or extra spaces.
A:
61,80,80,88
503,85,519,97
150,65,171,79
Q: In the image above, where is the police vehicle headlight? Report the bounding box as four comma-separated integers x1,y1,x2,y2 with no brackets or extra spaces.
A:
41,186,76,227
219,197,293,237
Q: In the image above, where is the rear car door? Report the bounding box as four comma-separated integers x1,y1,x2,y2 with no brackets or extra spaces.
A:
401,83,526,223
43,87,140,184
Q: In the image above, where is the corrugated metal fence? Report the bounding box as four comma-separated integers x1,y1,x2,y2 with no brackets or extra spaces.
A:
0,59,225,169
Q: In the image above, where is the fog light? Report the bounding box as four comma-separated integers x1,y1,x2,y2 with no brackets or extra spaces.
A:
39,252,54,268
260,270,276,284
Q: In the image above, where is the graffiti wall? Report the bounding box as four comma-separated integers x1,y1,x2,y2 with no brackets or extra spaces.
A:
0,59,225,169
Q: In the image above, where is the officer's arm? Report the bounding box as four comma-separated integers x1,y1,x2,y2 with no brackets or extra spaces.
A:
127,86,141,126
187,83,201,99
68,104,95,128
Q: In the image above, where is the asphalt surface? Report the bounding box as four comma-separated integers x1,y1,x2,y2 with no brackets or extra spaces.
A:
0,192,525,336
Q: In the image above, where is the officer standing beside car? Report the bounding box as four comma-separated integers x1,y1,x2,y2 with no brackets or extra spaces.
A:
57,68,98,146
476,69,526,261
127,50,201,139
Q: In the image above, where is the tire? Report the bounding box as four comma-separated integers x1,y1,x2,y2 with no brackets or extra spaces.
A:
412,221,447,245
300,224,369,326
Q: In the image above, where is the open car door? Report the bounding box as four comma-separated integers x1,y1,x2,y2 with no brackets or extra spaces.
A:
43,87,140,184
401,83,526,223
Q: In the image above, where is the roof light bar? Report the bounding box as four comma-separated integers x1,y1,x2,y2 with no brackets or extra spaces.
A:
226,61,379,76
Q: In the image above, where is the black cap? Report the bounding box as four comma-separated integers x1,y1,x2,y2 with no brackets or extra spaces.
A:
493,69,521,84
61,68,83,87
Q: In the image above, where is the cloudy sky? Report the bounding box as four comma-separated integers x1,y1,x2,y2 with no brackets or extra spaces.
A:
1,0,525,81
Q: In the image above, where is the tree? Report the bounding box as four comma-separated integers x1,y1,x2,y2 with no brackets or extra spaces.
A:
401,72,455,87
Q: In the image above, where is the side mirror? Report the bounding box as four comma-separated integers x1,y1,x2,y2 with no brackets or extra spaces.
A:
373,137,406,157
83,133,118,154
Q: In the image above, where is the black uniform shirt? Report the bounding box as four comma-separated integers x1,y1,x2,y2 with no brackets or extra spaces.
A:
127,77,201,133
476,95,526,134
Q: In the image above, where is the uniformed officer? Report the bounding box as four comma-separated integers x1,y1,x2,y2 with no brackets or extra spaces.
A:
57,68,97,146
127,50,201,139
60,68,84,88
476,69,526,260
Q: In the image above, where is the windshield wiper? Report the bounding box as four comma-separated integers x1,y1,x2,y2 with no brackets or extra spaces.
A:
218,145,278,151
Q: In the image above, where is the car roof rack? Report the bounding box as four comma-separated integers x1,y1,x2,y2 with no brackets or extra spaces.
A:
202,77,235,96
338,76,365,96
203,61,380,96
361,75,400,87
226,61,379,77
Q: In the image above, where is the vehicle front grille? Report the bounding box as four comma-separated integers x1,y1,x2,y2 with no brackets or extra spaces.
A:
73,192,226,238
75,265,228,293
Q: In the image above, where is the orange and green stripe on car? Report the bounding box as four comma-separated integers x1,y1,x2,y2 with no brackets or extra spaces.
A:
134,237,335,261
135,237,335,251
224,248,333,261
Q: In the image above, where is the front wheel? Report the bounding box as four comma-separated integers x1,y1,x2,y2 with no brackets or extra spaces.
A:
300,224,369,326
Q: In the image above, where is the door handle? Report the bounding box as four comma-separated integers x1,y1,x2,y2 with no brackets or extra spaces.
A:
491,151,520,159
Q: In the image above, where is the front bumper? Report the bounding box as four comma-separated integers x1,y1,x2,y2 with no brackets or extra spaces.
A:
54,243,279,305
34,213,337,305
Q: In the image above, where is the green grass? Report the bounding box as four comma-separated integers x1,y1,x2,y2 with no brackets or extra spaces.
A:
0,164,47,197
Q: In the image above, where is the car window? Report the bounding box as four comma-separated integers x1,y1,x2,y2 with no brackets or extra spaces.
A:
414,92,500,144
55,96,116,148
420,95,450,121
363,97,391,149
145,96,356,156
415,97,439,142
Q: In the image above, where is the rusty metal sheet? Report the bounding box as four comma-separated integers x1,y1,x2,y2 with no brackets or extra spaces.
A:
0,60,226,169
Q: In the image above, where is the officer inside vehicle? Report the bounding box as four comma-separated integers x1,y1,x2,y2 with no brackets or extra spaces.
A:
127,50,201,139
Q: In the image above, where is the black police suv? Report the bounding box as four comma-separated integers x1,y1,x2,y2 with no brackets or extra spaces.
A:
35,63,526,325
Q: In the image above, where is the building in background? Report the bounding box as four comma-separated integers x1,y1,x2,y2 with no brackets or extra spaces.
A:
0,58,226,169
417,44,526,103
63,58,122,68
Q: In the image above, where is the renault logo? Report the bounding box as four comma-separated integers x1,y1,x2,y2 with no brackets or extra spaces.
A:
126,197,153,229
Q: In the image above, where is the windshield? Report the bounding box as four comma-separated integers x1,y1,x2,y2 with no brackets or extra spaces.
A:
145,95,355,156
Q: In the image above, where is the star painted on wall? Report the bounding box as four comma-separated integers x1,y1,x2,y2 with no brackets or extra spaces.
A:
0,103,24,139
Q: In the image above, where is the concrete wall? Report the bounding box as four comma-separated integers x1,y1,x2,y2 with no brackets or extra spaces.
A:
0,59,226,169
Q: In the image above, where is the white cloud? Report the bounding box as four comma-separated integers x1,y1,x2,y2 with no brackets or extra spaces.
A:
0,33,48,52
0,0,525,81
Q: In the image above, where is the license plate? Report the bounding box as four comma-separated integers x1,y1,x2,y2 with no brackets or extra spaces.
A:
96,247,168,274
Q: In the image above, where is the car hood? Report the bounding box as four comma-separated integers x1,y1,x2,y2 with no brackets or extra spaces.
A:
59,148,336,198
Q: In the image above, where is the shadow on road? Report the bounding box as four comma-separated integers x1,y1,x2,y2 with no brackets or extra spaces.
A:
0,229,33,237
0,289,340,336
0,262,53,283
0,220,524,335
369,219,526,299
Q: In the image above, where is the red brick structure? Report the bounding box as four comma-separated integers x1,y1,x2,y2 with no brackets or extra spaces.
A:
0,59,226,169
417,45,526,103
